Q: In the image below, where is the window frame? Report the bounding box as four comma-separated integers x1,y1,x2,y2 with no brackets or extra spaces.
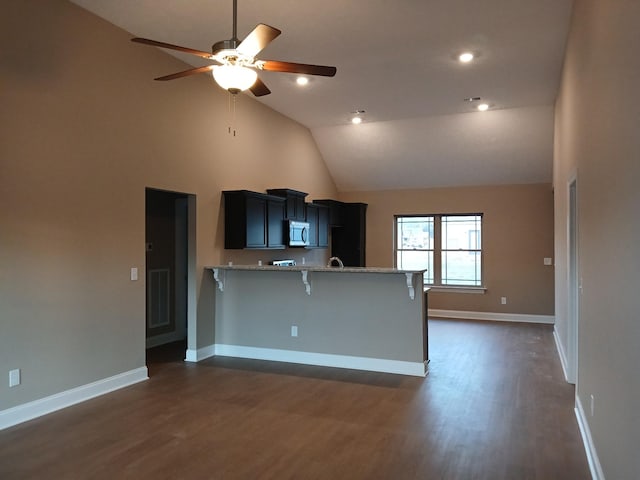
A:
394,213,485,291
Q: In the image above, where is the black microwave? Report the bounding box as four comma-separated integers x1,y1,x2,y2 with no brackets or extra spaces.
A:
286,220,310,247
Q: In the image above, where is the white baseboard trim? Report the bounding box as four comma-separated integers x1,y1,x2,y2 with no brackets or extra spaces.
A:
429,309,555,324
553,329,570,382
0,367,148,431
212,344,428,377
575,395,605,480
185,345,215,362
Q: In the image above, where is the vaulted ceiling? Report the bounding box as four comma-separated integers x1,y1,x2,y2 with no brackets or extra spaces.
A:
70,0,573,191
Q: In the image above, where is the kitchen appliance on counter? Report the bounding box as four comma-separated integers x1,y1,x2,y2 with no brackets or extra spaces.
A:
270,259,297,266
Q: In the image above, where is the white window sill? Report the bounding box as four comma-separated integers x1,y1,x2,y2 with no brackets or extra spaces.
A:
424,285,486,294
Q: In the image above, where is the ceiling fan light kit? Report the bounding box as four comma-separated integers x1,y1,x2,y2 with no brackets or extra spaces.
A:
131,0,336,97
213,64,257,94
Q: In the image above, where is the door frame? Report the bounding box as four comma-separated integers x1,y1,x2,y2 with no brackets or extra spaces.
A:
144,188,197,361
566,173,579,384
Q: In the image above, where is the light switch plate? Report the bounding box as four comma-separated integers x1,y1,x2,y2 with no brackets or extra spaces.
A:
544,257,553,266
130,267,138,281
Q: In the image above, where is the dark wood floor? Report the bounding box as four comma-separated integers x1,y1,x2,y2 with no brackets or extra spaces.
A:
0,320,590,479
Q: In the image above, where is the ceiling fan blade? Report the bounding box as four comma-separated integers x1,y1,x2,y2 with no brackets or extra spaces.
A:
237,24,281,58
260,60,337,77
249,77,271,97
131,37,213,60
154,65,215,81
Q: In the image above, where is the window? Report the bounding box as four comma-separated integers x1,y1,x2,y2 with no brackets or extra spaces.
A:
395,214,483,287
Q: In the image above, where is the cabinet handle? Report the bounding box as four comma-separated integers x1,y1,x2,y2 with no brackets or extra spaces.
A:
301,227,307,243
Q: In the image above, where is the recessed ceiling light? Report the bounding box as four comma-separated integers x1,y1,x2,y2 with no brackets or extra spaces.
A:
477,103,489,111
459,52,474,63
351,109,365,124
296,76,309,86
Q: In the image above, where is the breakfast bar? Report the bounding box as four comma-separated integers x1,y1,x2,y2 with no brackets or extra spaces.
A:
205,265,428,376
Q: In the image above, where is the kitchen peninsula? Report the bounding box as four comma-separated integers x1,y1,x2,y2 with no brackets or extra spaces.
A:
204,265,428,376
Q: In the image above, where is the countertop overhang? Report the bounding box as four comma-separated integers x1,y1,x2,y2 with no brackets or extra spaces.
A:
206,265,426,299
206,265,427,274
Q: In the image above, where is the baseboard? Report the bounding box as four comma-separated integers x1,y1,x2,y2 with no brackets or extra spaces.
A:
553,328,570,382
429,309,555,324
213,344,428,377
185,345,215,362
575,394,605,480
0,367,148,431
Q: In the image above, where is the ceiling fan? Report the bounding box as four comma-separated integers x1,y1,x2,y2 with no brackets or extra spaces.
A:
131,0,337,97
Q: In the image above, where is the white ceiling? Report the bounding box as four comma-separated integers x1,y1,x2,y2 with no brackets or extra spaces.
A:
70,0,573,192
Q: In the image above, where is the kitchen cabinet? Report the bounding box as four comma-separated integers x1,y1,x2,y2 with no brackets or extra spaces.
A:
331,202,367,267
223,190,286,249
312,199,343,226
313,199,367,267
267,199,286,248
305,203,329,248
266,189,308,221
312,199,367,265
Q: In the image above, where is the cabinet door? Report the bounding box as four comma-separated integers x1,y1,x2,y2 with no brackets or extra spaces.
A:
306,205,319,247
246,196,267,248
313,199,342,226
293,196,306,220
267,200,286,248
317,205,329,247
267,189,308,220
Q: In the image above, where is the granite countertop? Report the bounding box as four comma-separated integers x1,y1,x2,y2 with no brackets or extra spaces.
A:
206,265,427,274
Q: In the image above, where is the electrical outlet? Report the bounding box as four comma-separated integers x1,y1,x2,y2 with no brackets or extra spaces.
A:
501,297,507,305
9,369,21,387
291,325,298,337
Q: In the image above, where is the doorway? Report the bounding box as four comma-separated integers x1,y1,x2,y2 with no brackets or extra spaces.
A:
567,176,579,384
145,188,196,363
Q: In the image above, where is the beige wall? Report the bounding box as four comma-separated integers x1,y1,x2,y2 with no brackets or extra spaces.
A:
339,184,554,315
0,0,337,410
554,1,640,478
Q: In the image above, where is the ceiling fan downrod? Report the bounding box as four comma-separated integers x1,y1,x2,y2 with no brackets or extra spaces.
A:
232,0,238,42
212,0,240,53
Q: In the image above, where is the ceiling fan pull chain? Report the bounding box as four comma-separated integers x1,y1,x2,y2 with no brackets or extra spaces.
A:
226,91,238,136
232,94,237,137
227,91,231,134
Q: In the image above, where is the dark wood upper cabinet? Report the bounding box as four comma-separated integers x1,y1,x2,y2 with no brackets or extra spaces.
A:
223,190,363,257
267,199,286,248
305,203,329,248
313,199,367,266
223,190,286,249
331,203,367,267
312,199,343,227
317,206,329,247
266,189,308,221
